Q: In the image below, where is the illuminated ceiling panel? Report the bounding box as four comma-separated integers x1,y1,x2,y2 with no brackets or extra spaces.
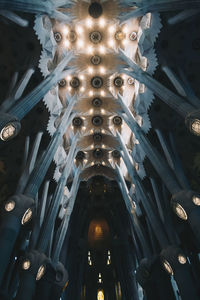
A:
35,0,160,182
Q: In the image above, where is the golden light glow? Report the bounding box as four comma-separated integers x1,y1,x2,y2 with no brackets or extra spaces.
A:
193,196,200,206
86,17,93,28
122,39,128,46
79,75,85,80
77,39,84,48
173,203,188,221
1,124,16,141
178,254,187,264
163,260,173,275
99,45,105,54
108,25,115,34
95,225,103,235
89,108,94,115
47,0,151,183
98,273,102,283
108,39,115,47
76,25,83,34
122,26,128,34
89,90,94,96
99,18,106,28
67,75,72,81
88,67,94,74
97,290,104,300
80,87,85,92
36,265,45,281
62,26,70,35
22,259,31,270
5,200,15,212
107,258,111,265
21,208,33,225
100,67,106,74
88,45,94,54
64,40,70,48
192,119,200,135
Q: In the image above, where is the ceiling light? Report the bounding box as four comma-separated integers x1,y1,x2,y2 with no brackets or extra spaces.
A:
192,196,200,206
21,208,33,225
5,200,15,212
163,260,173,275
22,259,31,270
0,124,16,141
99,18,106,28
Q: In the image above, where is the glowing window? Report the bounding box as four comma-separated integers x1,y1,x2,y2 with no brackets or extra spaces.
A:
95,225,103,235
97,290,104,300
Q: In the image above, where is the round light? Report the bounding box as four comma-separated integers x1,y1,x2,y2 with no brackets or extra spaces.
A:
128,77,134,85
22,259,31,270
5,200,15,212
163,260,173,275
54,32,62,43
178,254,187,264
21,208,33,225
191,119,200,136
192,196,200,206
115,31,125,41
36,265,45,281
129,31,137,41
90,31,102,44
0,124,16,141
173,203,188,221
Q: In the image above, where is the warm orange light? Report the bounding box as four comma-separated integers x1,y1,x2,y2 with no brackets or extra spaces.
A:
88,219,110,249
97,290,104,300
95,225,103,235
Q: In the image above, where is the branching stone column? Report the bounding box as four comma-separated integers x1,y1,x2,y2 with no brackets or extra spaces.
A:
0,0,72,21
36,145,79,253
119,0,200,21
52,166,82,264
15,250,49,300
136,257,176,300
34,262,69,300
0,102,76,285
0,195,34,285
119,50,200,136
0,53,73,141
124,114,200,247
171,190,200,248
116,165,152,258
160,246,199,300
